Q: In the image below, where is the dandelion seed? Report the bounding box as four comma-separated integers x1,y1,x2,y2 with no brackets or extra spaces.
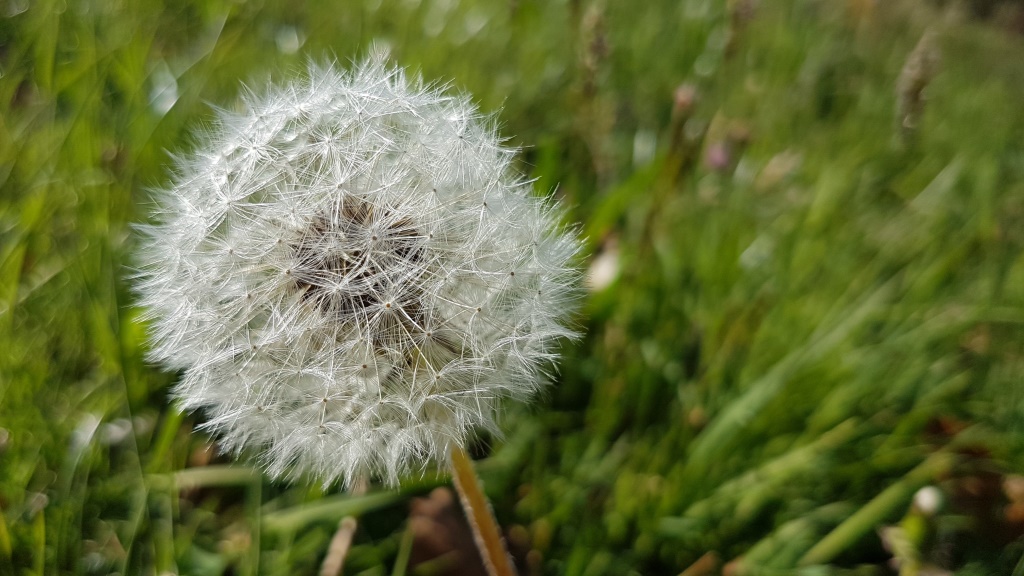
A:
133,55,581,489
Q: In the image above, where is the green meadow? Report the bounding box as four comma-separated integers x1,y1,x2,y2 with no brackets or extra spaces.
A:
3,0,1024,574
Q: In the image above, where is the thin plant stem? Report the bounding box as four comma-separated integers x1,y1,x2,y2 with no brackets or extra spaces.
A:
320,477,368,576
798,451,956,566
390,522,415,576
449,445,517,576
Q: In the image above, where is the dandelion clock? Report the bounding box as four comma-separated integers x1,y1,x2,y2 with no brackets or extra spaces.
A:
133,54,581,575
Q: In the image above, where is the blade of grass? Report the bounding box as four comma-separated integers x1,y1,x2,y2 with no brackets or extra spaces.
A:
798,450,956,566
263,491,405,534
391,522,415,576
687,279,893,481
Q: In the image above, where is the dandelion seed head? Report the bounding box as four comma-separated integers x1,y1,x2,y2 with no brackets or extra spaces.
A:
134,55,581,488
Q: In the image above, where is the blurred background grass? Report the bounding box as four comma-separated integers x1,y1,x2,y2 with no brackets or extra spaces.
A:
3,0,1024,574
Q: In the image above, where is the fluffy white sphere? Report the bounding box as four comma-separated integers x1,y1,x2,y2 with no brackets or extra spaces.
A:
133,56,581,488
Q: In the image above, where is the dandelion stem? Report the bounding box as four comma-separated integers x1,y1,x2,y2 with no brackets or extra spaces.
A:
449,445,517,576
320,477,368,576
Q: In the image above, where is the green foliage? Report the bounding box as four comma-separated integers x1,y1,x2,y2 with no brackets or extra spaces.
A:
3,0,1024,574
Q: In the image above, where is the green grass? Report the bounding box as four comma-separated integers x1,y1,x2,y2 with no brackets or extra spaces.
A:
3,0,1024,574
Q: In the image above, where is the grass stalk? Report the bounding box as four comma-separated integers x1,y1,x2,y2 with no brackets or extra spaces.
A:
263,490,404,534
391,522,415,576
798,451,957,566
320,477,368,576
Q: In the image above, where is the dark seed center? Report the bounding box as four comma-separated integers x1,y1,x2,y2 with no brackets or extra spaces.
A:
290,199,425,318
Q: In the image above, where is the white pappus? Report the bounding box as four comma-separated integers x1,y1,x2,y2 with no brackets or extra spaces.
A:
133,55,581,488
